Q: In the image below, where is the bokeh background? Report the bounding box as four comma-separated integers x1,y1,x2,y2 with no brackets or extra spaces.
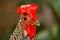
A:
0,0,60,40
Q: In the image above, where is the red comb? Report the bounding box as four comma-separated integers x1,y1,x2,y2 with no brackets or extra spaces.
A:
17,3,38,20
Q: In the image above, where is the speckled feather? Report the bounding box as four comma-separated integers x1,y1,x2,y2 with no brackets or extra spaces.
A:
9,22,36,40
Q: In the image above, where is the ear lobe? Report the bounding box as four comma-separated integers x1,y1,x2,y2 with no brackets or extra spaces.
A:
19,19,22,23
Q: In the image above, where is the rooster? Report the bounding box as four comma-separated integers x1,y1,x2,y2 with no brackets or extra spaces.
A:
9,4,40,40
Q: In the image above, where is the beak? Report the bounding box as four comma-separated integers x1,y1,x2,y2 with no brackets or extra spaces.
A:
32,20,40,26
35,20,40,26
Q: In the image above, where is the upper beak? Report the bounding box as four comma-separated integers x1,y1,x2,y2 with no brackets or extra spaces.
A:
32,20,40,26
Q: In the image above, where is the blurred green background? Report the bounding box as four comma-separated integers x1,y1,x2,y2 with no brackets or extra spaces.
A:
0,0,60,40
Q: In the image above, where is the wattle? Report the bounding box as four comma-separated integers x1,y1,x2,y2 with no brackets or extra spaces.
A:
25,25,36,39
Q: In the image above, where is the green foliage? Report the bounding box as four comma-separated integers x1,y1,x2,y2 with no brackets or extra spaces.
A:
49,0,60,19
52,0,60,19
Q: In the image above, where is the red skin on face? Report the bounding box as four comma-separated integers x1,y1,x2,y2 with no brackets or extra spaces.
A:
21,19,36,39
21,20,36,39
25,24,36,39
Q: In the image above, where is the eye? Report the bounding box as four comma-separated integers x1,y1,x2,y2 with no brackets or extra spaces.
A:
24,17,27,20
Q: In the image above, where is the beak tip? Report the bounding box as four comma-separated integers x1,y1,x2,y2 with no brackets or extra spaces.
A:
37,23,40,26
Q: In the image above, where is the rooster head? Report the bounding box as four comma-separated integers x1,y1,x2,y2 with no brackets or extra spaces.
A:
17,3,40,27
17,3,40,39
